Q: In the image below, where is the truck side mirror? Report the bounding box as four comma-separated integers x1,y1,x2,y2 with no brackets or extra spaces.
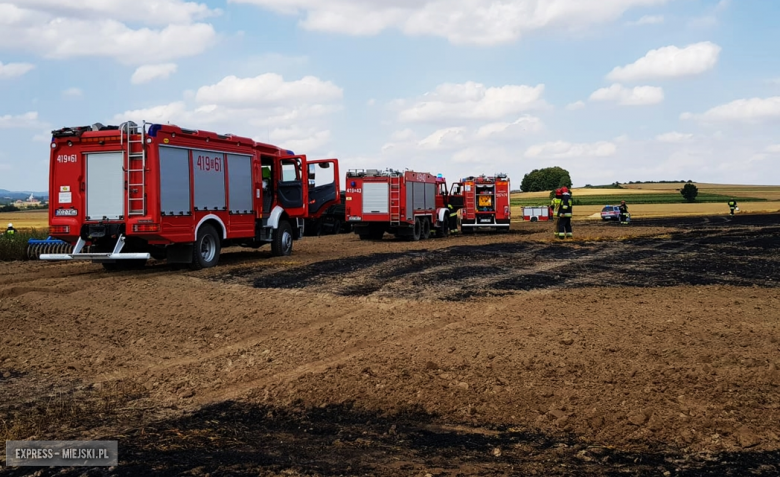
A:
308,164,316,180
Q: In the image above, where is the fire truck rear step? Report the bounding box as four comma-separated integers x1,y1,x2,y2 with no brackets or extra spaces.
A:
39,234,150,262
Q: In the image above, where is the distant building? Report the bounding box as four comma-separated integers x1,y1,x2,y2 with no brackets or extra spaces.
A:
14,193,43,208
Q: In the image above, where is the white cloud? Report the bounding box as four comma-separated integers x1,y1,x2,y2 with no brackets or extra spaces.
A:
764,144,780,154
0,61,35,79
62,87,82,98
626,15,664,26
390,129,415,141
397,81,546,123
3,0,219,26
0,2,218,64
113,74,344,154
525,140,617,159
606,42,721,82
474,115,544,139
589,84,664,106
0,112,45,129
566,100,585,111
195,73,343,107
367,98,376,107
232,0,670,45
416,127,468,150
266,128,331,151
656,131,693,143
682,97,780,123
131,64,178,84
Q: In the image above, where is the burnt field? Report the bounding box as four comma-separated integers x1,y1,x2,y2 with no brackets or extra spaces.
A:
245,220,780,301
1,214,780,476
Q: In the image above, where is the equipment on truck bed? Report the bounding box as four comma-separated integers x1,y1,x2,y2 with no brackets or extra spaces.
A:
452,173,511,233
41,121,340,270
345,169,455,240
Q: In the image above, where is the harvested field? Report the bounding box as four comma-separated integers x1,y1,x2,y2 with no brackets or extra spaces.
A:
0,209,48,229
1,214,780,476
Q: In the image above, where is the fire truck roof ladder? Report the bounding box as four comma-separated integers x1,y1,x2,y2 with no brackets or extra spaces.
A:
389,174,401,226
122,120,147,217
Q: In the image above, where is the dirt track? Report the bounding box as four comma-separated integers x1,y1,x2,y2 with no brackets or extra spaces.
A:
1,214,780,476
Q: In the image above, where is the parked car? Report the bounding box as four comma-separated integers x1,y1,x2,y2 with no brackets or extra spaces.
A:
601,205,621,221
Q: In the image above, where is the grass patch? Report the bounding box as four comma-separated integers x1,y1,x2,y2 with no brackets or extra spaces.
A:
511,192,767,207
0,228,49,261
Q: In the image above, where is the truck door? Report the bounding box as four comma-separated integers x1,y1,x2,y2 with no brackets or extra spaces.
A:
277,155,306,214
306,159,340,217
448,182,465,209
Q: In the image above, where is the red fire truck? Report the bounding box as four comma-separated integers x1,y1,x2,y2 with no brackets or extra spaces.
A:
345,169,454,240
453,173,511,233
41,121,339,269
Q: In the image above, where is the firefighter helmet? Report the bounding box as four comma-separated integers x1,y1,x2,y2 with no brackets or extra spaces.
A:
561,186,569,193
7,223,12,228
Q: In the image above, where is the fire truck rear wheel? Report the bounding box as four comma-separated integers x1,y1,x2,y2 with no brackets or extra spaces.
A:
437,215,450,238
421,218,431,240
411,218,422,241
272,220,293,256
191,224,221,270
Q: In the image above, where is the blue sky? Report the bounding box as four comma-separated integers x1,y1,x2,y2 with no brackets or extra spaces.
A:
1,0,779,192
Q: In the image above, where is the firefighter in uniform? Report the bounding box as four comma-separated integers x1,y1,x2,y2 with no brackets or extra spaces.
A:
728,199,738,216
5,223,16,237
557,189,573,239
447,203,459,233
619,200,629,225
551,189,562,237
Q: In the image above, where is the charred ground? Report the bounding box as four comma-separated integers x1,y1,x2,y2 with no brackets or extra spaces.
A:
2,214,780,476
246,220,780,301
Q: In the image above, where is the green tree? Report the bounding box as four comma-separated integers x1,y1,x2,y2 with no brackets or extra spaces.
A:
681,183,699,202
520,167,573,192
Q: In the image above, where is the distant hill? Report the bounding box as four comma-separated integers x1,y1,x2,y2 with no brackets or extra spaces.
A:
0,189,49,203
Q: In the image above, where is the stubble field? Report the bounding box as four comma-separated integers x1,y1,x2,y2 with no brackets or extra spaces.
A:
1,212,779,476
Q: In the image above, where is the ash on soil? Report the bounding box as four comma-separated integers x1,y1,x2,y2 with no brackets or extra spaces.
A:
247,223,780,301
4,400,780,476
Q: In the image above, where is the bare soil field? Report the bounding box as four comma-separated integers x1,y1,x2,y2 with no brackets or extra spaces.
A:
1,214,780,476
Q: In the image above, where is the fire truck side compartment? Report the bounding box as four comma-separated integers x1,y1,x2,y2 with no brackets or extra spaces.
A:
191,148,226,211
227,153,253,214
159,146,191,216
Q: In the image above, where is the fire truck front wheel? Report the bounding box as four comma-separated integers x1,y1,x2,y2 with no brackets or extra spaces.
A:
191,224,221,270
272,220,294,256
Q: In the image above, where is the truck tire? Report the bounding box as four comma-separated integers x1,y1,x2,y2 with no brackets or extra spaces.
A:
421,218,431,240
332,219,342,235
437,214,450,238
190,224,221,270
272,220,293,256
411,218,422,241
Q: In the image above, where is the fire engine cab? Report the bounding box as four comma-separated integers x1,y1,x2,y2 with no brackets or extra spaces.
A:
453,173,511,233
345,169,454,240
41,121,339,269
